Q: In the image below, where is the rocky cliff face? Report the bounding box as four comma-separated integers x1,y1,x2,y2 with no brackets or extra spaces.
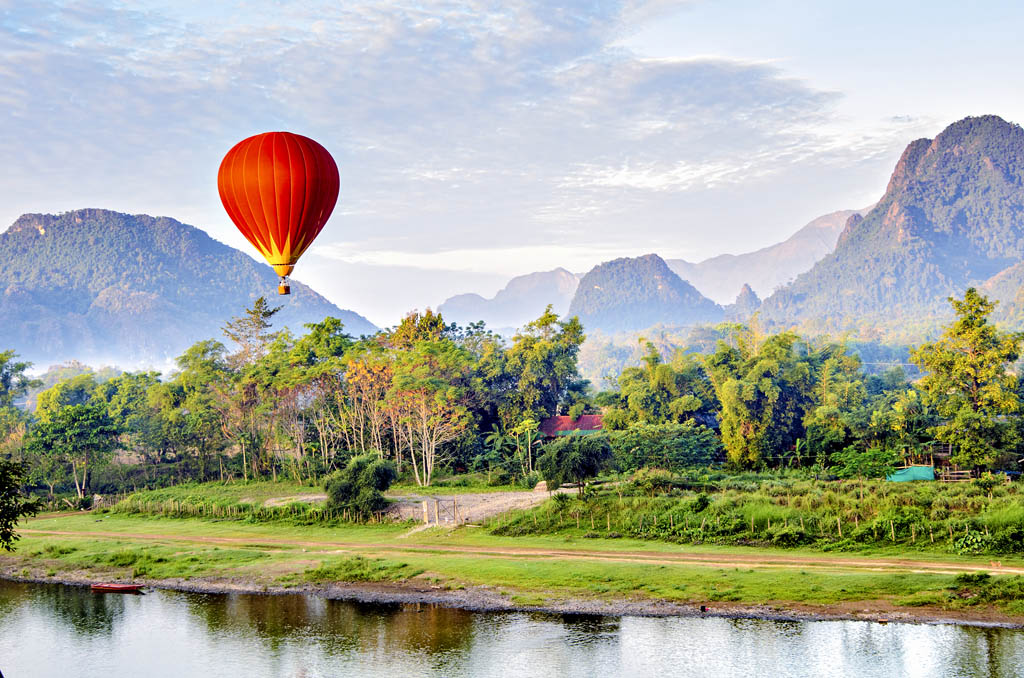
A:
760,115,1024,332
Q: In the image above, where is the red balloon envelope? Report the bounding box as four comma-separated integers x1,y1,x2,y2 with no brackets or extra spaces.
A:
217,132,340,294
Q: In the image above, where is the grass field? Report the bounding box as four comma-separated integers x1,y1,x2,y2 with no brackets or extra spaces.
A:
6,510,1024,620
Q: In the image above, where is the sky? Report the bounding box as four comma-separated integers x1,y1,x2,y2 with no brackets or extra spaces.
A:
2,0,1023,327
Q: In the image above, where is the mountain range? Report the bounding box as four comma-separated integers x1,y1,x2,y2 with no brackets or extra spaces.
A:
438,268,579,330
0,209,376,368
760,115,1024,335
440,115,1024,344
665,208,865,304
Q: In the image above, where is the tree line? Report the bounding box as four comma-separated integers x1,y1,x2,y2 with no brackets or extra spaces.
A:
1,287,1022,505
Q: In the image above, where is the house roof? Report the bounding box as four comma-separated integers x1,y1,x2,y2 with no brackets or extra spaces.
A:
539,414,604,437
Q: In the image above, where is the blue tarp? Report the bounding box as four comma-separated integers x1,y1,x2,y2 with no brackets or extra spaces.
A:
887,466,935,482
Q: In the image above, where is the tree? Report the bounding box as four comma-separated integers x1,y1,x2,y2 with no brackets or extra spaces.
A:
607,422,722,472
833,445,900,500
911,288,1023,468
602,342,717,429
25,403,119,499
704,331,816,467
503,306,586,423
537,432,613,496
0,350,37,410
388,340,473,486
0,459,38,551
222,296,281,368
34,373,98,422
324,453,397,517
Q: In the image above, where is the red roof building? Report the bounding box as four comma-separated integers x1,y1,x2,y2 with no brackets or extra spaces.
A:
539,414,604,438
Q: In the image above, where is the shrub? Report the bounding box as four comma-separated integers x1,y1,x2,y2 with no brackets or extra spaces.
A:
324,454,397,517
631,468,675,496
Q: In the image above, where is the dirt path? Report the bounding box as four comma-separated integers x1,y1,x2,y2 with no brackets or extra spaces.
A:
262,488,572,525
20,527,1024,576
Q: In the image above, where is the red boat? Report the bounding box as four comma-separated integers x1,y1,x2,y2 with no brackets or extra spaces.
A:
91,583,144,594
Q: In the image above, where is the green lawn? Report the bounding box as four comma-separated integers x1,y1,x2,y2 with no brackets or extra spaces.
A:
7,511,1024,618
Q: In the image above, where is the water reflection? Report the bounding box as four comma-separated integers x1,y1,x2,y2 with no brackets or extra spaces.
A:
1,580,1024,678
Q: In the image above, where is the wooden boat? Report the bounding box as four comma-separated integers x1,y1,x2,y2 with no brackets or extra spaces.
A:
91,583,144,593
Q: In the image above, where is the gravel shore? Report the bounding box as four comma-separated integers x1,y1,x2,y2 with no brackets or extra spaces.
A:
3,567,1022,629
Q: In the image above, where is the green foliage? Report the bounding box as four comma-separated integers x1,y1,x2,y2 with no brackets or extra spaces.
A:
0,459,39,551
602,342,718,428
299,556,422,583
0,349,37,410
324,454,397,517
833,446,900,480
607,422,722,472
25,402,119,499
503,305,586,422
631,467,675,497
912,288,1023,467
537,432,613,494
705,331,819,467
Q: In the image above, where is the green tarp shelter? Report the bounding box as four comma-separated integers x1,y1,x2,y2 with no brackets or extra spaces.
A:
887,466,935,482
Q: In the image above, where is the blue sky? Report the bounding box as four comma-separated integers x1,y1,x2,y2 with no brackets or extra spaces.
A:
1,0,1021,326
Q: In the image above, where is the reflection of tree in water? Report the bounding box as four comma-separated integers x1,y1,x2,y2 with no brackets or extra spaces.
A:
181,591,477,660
33,583,124,637
536,613,620,648
0,580,31,620
945,626,1023,678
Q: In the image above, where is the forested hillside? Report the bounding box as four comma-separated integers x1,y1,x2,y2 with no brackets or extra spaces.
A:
568,254,722,333
761,115,1024,334
0,209,375,366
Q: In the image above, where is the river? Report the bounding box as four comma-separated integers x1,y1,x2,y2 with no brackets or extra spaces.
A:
1,580,1023,677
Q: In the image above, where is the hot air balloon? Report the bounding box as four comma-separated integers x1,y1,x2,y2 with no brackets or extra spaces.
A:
217,132,340,295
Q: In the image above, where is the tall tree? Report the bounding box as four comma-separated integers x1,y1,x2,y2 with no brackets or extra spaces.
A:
222,296,282,368
503,306,586,423
704,331,816,467
26,403,119,499
911,288,1023,468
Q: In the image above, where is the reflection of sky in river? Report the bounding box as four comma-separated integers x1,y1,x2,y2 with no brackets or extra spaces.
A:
1,581,1023,677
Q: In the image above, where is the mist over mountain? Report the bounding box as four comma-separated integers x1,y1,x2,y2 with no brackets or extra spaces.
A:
438,268,579,331
665,209,865,304
567,254,722,333
761,115,1024,333
0,209,376,368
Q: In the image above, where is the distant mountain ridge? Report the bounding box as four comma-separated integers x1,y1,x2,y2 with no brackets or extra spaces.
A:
438,268,579,330
760,115,1024,332
0,209,376,367
666,208,865,303
567,254,722,333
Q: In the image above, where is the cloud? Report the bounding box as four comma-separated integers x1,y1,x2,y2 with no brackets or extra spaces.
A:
312,241,695,276
0,0,919,323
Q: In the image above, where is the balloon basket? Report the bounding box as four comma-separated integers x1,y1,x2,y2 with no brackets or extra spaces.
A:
278,284,291,295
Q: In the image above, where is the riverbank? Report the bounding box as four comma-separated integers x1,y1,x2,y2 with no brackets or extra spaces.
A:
5,567,1023,629
4,511,1024,628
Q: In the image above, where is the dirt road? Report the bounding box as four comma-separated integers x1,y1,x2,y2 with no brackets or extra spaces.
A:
19,526,1024,577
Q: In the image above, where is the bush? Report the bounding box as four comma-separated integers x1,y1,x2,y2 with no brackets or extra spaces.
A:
324,454,397,518
631,468,674,496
